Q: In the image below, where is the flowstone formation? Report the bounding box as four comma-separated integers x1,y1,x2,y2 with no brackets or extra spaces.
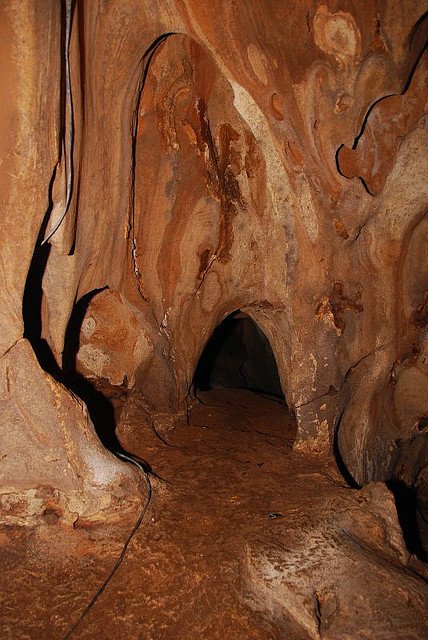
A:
0,1,427,637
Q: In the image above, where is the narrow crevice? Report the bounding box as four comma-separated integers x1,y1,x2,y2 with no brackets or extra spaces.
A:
341,342,393,387
61,286,125,452
335,16,427,190
313,590,322,637
386,479,427,562
62,287,107,374
22,183,122,454
333,406,360,489
403,12,427,94
294,385,338,410
23,165,63,381
194,253,219,296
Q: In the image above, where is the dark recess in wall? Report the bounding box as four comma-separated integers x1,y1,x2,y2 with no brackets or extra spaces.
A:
193,310,284,399
22,212,121,453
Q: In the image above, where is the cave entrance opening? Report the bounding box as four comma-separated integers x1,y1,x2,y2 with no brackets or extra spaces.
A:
190,310,296,446
193,310,284,400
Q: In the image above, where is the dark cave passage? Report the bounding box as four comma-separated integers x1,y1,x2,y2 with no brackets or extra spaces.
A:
193,311,284,400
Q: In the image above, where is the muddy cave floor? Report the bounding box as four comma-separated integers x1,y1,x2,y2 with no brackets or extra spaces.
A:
1,389,428,640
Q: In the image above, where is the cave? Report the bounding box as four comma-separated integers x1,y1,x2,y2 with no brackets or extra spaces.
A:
193,311,284,398
1,1,428,639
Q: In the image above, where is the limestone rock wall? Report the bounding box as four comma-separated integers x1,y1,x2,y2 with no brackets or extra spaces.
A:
0,0,427,522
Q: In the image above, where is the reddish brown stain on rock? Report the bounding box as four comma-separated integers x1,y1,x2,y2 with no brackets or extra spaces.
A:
413,293,428,329
333,217,350,239
270,93,285,120
316,281,364,335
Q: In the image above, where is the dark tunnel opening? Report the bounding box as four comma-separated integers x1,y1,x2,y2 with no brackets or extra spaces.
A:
193,311,285,401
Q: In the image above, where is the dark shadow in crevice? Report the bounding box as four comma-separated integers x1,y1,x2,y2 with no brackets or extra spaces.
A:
193,310,285,401
22,184,122,455
62,287,107,374
403,11,428,94
334,406,426,559
386,479,427,562
22,31,188,466
69,374,123,453
62,287,125,453
23,165,63,381
333,407,360,489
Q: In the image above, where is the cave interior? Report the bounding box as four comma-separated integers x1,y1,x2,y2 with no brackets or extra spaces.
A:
0,1,428,639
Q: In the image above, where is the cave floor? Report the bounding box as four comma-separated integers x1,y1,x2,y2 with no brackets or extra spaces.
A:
1,389,427,639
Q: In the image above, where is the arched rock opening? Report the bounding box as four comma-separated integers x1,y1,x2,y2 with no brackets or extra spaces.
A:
193,310,284,400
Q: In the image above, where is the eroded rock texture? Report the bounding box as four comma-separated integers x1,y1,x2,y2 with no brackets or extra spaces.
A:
0,0,427,552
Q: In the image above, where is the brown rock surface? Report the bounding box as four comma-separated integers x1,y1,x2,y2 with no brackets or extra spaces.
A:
0,0,427,637
1,391,427,639
0,339,145,527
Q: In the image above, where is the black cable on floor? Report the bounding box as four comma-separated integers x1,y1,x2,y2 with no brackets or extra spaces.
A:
62,455,152,639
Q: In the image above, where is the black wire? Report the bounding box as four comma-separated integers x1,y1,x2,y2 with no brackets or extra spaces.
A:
62,456,152,639
43,0,75,245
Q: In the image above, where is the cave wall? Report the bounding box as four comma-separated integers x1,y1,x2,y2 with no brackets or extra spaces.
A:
0,0,427,523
